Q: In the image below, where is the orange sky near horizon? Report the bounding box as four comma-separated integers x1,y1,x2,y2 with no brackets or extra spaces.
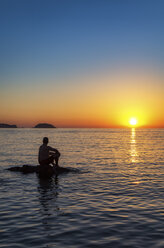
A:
1,68,164,128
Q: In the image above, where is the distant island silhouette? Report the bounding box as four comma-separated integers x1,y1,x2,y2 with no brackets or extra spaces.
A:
34,123,56,128
0,123,17,128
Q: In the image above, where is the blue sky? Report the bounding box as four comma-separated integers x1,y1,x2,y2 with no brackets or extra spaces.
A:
1,0,164,83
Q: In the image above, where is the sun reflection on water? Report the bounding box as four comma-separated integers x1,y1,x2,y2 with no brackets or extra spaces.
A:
130,128,138,163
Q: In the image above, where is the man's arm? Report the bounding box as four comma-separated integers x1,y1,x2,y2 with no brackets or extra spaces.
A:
48,146,59,153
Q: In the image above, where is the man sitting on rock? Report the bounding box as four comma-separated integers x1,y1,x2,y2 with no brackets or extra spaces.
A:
38,137,60,168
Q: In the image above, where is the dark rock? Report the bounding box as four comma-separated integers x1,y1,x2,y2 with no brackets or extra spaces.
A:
7,165,72,177
0,123,17,128
34,123,56,128
7,165,40,173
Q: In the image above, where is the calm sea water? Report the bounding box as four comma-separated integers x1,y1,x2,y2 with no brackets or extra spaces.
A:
0,128,164,248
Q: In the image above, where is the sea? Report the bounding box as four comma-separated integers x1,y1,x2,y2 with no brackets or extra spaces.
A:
0,128,164,248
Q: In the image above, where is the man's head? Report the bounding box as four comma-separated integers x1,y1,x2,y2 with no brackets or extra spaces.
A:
43,137,49,144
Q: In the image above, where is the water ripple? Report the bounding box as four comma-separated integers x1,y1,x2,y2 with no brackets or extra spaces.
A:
0,128,164,247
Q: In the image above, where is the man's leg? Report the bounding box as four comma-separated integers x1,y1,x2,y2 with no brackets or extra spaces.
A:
48,152,60,167
53,151,60,167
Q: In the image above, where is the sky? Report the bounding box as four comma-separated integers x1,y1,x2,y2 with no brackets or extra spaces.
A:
0,0,164,128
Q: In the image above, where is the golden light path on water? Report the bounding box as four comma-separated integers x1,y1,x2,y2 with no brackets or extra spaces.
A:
130,128,140,185
130,128,138,163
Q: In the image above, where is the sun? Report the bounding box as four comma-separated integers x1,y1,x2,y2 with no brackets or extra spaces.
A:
129,118,138,126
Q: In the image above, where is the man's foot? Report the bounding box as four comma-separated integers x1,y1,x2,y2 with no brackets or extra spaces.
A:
53,163,60,168
53,164,59,174
50,162,58,167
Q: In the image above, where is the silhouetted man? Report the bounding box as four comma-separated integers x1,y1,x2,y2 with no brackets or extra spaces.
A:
38,137,60,167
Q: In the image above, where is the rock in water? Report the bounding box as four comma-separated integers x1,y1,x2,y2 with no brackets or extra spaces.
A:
7,165,39,173
7,165,71,177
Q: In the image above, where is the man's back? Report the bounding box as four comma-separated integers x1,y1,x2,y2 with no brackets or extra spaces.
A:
38,144,51,162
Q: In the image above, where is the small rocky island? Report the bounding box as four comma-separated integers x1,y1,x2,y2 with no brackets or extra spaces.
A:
34,123,56,128
0,123,17,128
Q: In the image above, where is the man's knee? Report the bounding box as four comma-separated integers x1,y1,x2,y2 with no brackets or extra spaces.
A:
57,151,60,157
53,151,60,158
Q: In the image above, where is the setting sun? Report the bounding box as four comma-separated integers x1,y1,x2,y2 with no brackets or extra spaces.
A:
129,118,138,126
